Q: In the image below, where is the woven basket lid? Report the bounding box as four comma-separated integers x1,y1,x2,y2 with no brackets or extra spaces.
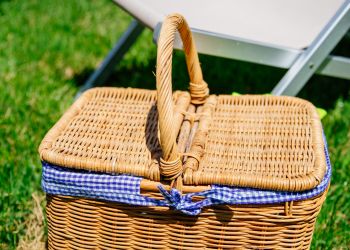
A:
39,14,326,192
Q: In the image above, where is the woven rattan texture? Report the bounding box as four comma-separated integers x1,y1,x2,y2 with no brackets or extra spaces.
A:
39,13,326,191
39,88,326,191
47,189,327,250
39,88,190,181
184,95,326,191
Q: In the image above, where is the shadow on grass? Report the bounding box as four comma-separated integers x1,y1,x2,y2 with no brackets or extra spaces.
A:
73,41,350,110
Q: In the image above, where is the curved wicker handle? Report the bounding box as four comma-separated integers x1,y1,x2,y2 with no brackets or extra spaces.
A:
156,14,209,185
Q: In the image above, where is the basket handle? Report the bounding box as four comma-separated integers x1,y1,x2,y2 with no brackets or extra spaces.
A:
156,14,209,186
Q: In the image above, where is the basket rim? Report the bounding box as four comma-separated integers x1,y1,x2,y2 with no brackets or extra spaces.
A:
182,93,326,191
39,87,326,192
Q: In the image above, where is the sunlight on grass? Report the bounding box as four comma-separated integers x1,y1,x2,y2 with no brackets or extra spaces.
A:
0,0,349,249
0,0,131,248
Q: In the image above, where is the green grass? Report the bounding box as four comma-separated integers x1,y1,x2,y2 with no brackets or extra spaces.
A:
0,0,349,249
314,100,350,248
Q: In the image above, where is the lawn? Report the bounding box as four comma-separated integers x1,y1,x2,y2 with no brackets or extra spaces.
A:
0,0,349,249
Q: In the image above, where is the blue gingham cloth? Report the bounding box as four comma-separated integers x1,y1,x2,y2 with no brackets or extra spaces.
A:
42,140,331,216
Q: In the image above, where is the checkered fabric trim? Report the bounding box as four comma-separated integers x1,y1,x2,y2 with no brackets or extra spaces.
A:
42,138,331,216
42,164,167,208
210,136,331,205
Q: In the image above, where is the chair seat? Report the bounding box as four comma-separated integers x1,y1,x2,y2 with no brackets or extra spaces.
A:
115,0,344,49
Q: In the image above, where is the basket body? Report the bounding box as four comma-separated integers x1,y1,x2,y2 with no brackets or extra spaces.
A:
41,88,329,250
40,14,330,250
47,190,327,249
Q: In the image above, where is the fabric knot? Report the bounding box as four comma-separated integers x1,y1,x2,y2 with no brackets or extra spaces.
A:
157,185,202,215
189,80,209,104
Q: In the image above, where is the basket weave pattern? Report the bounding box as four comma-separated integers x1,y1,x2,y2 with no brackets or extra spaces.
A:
39,15,325,192
47,190,327,249
40,13,329,249
184,95,326,191
40,88,192,181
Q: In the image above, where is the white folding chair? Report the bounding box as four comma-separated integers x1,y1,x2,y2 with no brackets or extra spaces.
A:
80,0,350,96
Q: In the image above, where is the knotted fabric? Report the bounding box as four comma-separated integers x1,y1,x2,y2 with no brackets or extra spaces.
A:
42,137,331,216
157,185,204,215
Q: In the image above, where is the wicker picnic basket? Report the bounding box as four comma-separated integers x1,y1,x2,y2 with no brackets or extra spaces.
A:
39,14,330,249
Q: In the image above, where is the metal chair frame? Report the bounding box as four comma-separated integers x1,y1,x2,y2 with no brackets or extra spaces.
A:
79,0,350,96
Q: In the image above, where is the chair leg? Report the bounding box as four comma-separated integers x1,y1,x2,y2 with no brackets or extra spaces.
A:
272,1,350,96
77,20,145,96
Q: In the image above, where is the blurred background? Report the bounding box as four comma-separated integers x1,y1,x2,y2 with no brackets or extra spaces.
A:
0,0,349,249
